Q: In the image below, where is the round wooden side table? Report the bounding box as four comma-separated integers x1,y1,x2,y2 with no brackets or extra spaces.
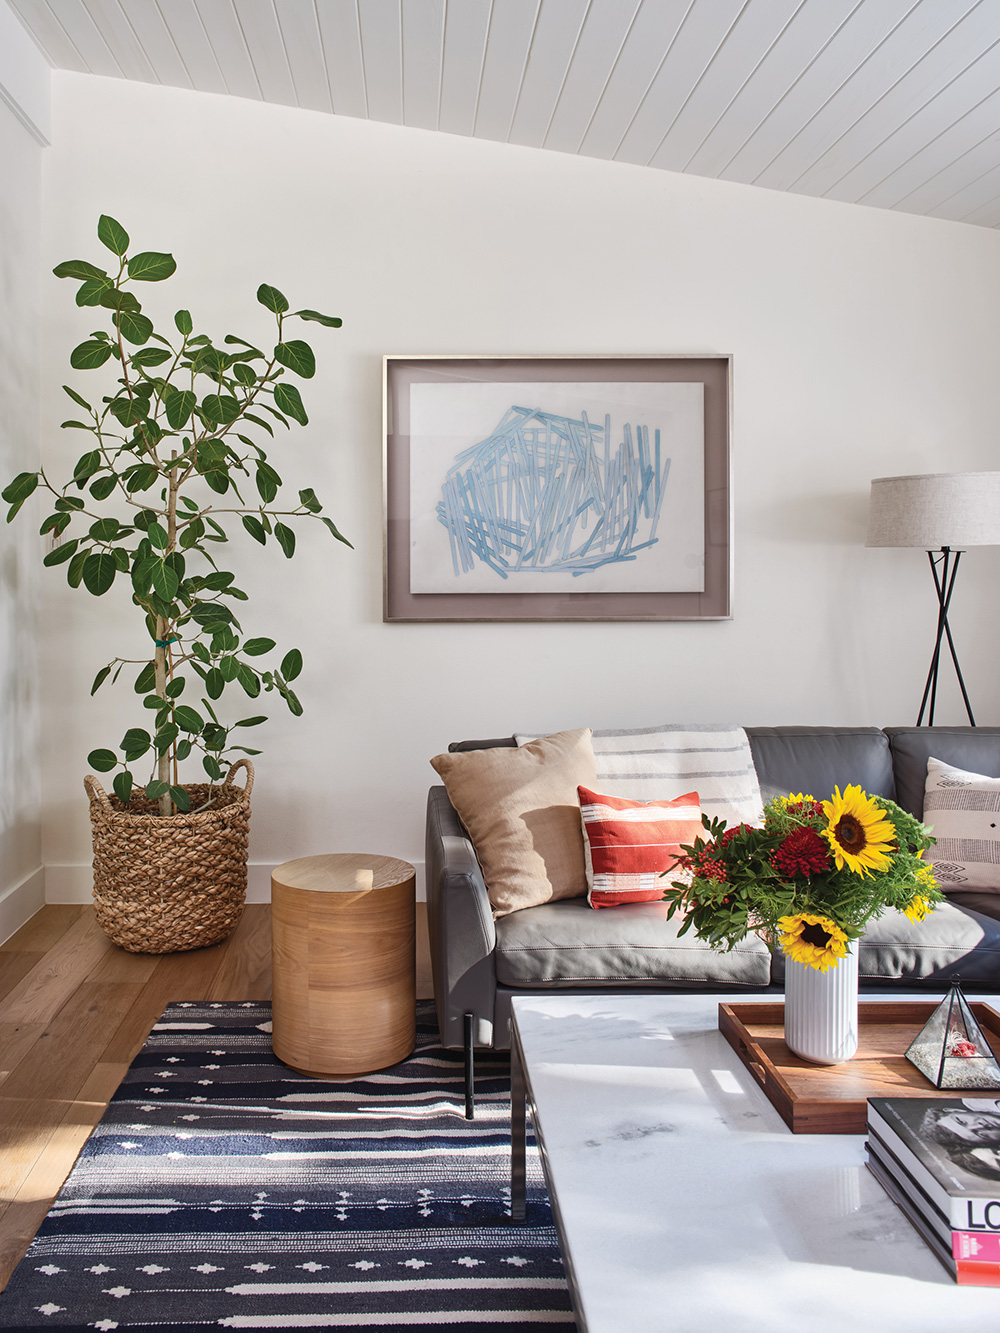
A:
270,852,416,1078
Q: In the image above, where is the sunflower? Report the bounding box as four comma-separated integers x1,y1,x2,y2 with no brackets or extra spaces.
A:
903,894,935,923
821,785,896,876
777,912,851,972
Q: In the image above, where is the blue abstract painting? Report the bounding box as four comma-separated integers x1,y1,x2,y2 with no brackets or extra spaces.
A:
408,380,704,595
436,405,669,579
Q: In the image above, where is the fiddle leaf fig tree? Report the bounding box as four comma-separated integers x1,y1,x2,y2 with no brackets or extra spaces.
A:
3,215,352,817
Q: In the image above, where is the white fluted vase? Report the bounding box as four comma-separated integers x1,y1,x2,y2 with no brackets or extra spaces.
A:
783,941,859,1064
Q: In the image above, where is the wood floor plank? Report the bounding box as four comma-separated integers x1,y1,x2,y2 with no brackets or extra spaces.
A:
0,905,84,955
0,1023,46,1091
86,943,159,984
0,953,44,1006
204,905,271,1001
0,911,116,1025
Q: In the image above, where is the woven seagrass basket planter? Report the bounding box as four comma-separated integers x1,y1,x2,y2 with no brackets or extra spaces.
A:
85,759,254,954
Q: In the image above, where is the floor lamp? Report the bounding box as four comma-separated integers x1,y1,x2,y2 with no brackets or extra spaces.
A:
866,472,1000,727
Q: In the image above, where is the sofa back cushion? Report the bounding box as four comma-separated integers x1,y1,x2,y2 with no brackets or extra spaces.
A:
746,727,894,807
430,728,597,918
885,727,1000,818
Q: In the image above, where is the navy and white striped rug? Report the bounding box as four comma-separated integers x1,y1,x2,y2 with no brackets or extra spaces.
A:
0,1002,574,1330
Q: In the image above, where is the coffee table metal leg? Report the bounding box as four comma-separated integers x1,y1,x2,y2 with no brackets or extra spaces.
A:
510,1024,527,1223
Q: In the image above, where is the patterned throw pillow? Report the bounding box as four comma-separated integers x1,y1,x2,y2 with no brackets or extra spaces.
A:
578,785,702,909
519,724,763,828
923,757,1000,892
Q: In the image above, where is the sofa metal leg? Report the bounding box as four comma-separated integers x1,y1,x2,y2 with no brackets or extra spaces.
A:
463,1011,475,1121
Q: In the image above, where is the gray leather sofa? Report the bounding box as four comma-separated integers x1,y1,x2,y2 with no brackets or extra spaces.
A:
427,726,1000,1088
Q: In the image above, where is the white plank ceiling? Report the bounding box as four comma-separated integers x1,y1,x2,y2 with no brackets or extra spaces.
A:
8,0,1000,229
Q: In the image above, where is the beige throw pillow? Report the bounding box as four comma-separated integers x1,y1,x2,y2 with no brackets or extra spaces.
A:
430,729,597,917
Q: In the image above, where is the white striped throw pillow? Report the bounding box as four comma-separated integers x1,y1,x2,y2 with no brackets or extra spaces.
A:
923,757,1000,892
517,725,763,830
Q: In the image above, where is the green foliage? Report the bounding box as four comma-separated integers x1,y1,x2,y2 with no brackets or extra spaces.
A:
6,215,352,815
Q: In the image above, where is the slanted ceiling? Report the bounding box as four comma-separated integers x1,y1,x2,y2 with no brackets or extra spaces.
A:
8,0,1000,229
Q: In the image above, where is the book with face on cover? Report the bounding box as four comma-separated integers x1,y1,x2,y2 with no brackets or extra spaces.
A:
867,1097,1000,1232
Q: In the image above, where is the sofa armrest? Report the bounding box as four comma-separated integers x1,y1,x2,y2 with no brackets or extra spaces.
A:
425,785,498,1050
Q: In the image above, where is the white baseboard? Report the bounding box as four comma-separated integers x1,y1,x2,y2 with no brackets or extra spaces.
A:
0,866,46,944
45,860,427,904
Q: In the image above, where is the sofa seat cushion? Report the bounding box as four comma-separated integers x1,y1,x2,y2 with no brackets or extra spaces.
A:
494,898,771,989
768,900,1000,986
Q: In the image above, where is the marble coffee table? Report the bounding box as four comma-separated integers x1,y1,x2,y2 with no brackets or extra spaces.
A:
510,992,1000,1333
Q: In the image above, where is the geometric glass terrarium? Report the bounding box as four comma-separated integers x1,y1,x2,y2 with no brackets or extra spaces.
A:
905,981,1000,1090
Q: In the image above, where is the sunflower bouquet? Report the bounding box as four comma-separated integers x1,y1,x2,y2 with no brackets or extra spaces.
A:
661,785,943,972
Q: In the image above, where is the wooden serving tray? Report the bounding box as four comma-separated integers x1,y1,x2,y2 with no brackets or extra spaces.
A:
718,1000,1000,1135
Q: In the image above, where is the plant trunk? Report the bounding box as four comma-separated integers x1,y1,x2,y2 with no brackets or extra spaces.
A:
154,457,180,817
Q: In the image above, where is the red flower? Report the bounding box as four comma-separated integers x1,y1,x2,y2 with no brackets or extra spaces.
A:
787,799,825,818
722,823,753,845
951,1041,978,1058
771,827,830,878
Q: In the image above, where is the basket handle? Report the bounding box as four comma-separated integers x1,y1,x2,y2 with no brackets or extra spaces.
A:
223,757,254,798
84,773,114,811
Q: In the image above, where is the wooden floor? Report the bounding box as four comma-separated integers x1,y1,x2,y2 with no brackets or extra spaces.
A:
0,902,434,1292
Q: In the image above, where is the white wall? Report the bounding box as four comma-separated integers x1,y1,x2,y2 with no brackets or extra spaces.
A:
0,84,45,934
40,73,1000,902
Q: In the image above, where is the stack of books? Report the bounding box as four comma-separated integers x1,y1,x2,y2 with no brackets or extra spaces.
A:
867,1096,1000,1285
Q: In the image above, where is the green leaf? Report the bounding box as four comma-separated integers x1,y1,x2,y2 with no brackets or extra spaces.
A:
90,475,118,501
43,538,79,567
274,339,315,379
73,451,102,485
219,654,239,682
89,517,119,542
273,381,307,426
242,637,275,657
108,394,150,426
67,550,87,587
285,689,303,717
88,748,119,773
169,785,191,812
83,551,117,595
281,648,302,681
124,463,158,493
151,560,179,601
255,462,280,503
175,309,193,336
62,384,93,410
165,676,185,698
165,389,196,430
257,283,289,314
113,771,134,804
70,339,114,370
53,259,107,280
91,665,112,695
176,739,192,761
127,250,176,281
131,347,172,367
201,393,239,425
173,705,204,732
237,664,261,697
134,662,156,693
98,214,130,255
2,470,38,521
40,512,71,537
203,723,227,750
112,546,130,573
155,722,179,753
242,515,266,545
294,308,343,328
121,728,151,761
115,309,154,346
233,363,257,386
203,470,230,496
75,276,113,306
144,780,169,799
298,487,321,513
99,287,141,312
235,715,267,727
190,602,235,626
55,496,86,511
147,522,168,550
243,412,273,437
320,515,353,547
203,755,224,780
205,668,225,699
274,522,295,558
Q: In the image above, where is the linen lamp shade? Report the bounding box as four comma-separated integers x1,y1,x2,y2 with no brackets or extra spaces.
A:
866,472,1000,549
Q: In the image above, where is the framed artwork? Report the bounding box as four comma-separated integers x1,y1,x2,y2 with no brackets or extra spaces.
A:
383,355,731,622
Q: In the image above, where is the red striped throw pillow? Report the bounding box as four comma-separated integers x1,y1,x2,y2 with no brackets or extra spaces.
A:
578,785,702,909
